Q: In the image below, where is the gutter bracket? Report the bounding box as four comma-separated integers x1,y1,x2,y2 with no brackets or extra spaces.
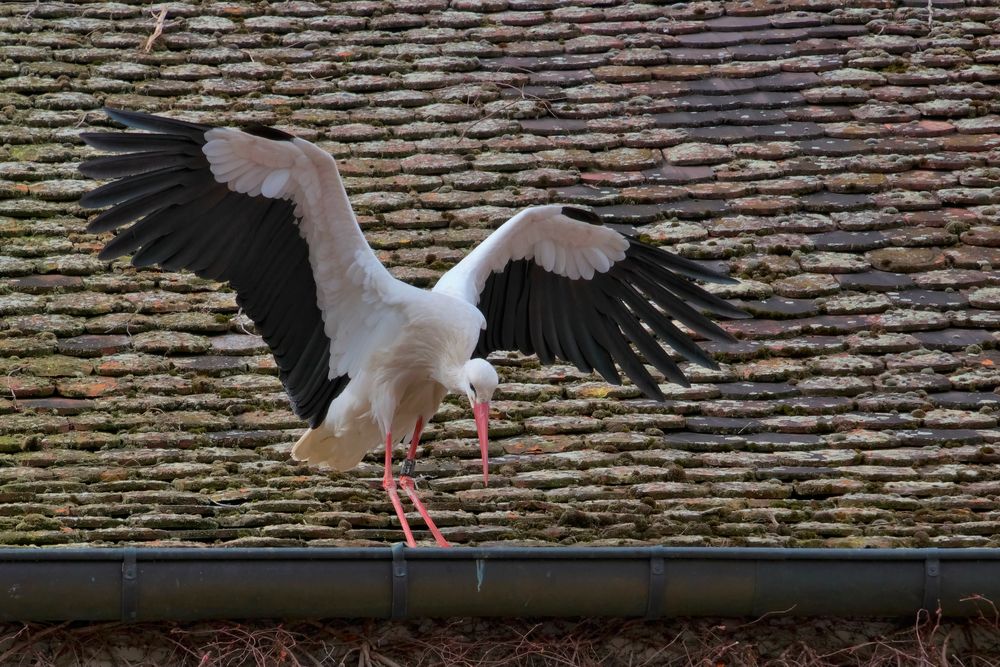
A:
121,547,138,622
390,543,408,620
922,556,940,614
645,554,665,619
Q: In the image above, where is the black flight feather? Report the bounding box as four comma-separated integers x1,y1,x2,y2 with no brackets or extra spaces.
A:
78,108,347,428
473,207,746,399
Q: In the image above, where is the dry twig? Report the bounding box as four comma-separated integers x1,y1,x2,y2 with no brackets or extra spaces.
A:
5,365,26,411
0,614,998,666
0,622,71,665
143,8,168,53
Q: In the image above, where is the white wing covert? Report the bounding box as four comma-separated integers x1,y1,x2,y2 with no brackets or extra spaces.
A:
433,205,749,398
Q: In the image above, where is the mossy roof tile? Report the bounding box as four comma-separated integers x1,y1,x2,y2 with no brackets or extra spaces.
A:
0,0,997,548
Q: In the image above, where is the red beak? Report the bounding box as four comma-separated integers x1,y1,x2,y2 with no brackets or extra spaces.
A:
473,401,490,486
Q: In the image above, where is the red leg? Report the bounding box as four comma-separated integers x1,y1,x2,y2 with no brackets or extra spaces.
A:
405,416,424,462
382,431,415,547
399,418,450,547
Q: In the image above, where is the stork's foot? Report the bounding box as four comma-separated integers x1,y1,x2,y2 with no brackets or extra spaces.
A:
399,467,450,547
383,430,416,547
383,428,450,548
382,471,416,548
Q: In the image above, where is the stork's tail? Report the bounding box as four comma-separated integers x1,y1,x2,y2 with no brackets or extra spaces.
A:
291,424,377,471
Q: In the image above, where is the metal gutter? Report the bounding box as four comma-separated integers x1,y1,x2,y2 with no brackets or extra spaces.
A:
0,546,998,621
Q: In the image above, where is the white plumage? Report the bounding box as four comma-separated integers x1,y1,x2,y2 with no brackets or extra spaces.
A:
79,108,747,547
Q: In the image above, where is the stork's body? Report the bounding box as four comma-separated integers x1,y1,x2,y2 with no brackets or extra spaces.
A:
79,108,747,546
294,290,482,472
291,289,489,547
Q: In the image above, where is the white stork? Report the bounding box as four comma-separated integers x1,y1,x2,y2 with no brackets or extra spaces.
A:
79,109,747,547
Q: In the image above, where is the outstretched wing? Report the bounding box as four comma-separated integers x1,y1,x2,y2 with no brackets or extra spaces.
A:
432,205,748,398
79,108,408,426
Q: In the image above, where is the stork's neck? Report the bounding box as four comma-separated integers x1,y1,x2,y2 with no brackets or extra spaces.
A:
434,362,468,395
401,296,481,387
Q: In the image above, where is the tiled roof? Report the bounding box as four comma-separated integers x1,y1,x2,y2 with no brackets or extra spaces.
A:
1,0,998,548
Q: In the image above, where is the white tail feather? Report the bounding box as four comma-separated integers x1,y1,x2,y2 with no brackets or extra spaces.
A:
292,423,379,471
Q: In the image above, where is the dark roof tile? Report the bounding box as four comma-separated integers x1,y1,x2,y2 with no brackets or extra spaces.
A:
706,15,775,31
735,121,822,141
657,94,746,113
807,23,869,39
738,296,820,318
729,90,806,109
717,382,799,399
930,391,1000,410
913,328,997,351
686,416,764,435
809,230,887,252
890,289,968,311
660,198,730,219
799,137,871,156
548,184,619,205
835,270,915,292
518,117,590,135
665,48,734,66
643,162,716,185
678,32,754,49
727,43,796,61
686,76,759,96
799,192,874,213
652,110,724,128
590,204,662,224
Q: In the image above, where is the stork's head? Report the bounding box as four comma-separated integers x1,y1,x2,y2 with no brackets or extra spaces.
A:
463,358,498,404
459,358,497,485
